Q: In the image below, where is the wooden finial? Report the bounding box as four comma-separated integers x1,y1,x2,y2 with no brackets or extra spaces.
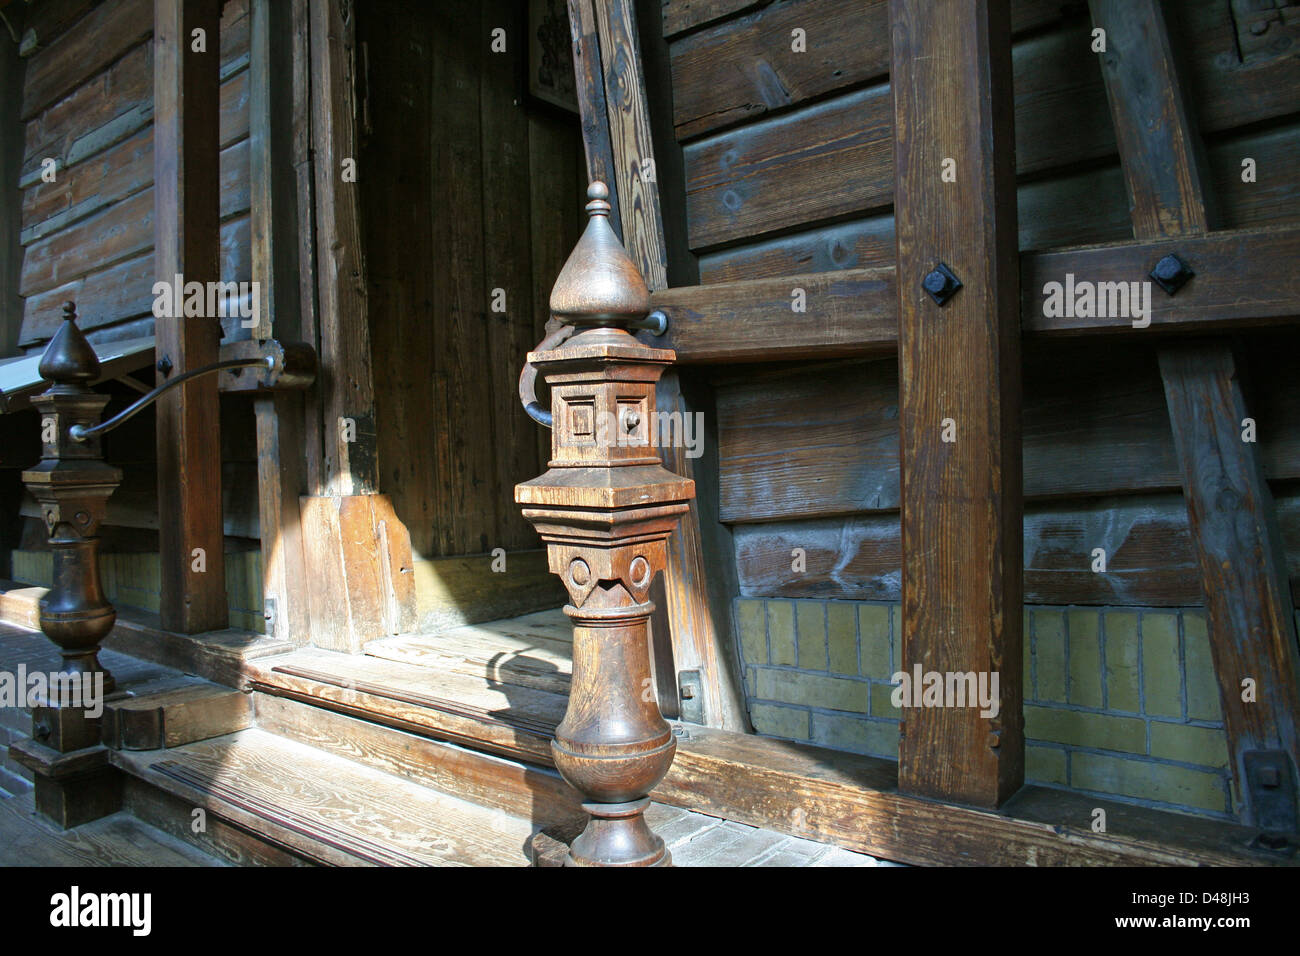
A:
549,181,649,327
38,301,100,385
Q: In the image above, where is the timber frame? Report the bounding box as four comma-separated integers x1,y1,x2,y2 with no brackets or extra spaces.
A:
0,0,1296,866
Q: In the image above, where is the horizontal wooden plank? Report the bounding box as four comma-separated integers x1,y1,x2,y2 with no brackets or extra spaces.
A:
1023,225,1300,335
21,14,250,185
713,340,1300,522
19,213,252,346
18,138,251,300
649,267,895,362
734,492,1300,607
673,3,1296,149
22,72,251,244
662,0,1078,41
684,84,892,249
670,0,889,140
682,23,1300,248
20,0,153,119
698,119,1300,281
650,226,1300,362
659,0,765,38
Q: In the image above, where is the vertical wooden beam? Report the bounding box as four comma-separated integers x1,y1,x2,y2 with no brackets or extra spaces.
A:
891,0,1023,807
153,0,228,633
249,0,310,642
581,0,749,732
0,1,24,358
567,0,622,240
309,0,379,497
1091,0,1300,827
297,0,416,652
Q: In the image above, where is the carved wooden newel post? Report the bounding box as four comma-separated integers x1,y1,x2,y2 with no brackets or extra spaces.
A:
517,183,693,866
17,302,124,826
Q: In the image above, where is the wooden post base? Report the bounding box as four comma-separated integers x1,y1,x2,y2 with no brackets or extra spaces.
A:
566,798,671,867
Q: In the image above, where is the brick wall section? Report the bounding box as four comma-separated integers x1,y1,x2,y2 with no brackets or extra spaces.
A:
733,597,1271,821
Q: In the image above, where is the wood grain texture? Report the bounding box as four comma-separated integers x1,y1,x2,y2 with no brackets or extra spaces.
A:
713,346,1300,522
298,493,416,654
309,0,378,496
582,0,744,733
675,8,1300,251
568,0,623,237
732,492,1300,607
645,226,1300,363
242,642,1287,865
890,0,1022,807
20,0,153,120
153,0,228,634
1160,345,1300,822
1091,0,1300,826
113,729,538,865
594,0,669,290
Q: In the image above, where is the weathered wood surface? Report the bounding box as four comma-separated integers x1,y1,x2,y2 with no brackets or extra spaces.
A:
1092,0,1300,826
0,791,222,866
595,0,669,290
249,0,310,646
644,226,1300,363
676,4,1300,251
298,494,417,654
309,0,378,497
891,0,1022,808
361,0,579,557
696,119,1300,283
712,345,1300,522
661,0,1082,41
17,0,252,349
582,0,748,732
568,0,623,237
733,492,1300,607
113,729,539,865
1161,346,1300,822
242,639,1287,866
102,676,251,750
153,0,228,635
20,0,153,120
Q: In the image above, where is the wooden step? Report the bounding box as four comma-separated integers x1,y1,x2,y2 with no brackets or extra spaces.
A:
111,728,539,866
364,608,573,695
246,638,1284,866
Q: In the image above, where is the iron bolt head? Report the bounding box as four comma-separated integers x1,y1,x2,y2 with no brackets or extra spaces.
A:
1150,253,1194,295
922,262,962,306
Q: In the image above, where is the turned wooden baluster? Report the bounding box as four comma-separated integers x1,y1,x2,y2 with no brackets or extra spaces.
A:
517,182,694,866
23,302,123,698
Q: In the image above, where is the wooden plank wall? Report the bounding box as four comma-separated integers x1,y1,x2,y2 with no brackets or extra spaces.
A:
8,0,260,544
358,0,585,559
652,0,1300,609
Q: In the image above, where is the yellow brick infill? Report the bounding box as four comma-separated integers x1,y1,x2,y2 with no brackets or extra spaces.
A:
749,702,811,742
767,600,797,667
796,600,828,671
733,598,1233,820
1071,751,1230,815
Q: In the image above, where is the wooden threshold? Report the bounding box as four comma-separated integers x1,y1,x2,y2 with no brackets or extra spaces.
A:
243,641,1289,867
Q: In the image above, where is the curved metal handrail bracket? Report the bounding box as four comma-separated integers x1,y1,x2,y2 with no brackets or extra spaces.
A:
69,356,275,441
